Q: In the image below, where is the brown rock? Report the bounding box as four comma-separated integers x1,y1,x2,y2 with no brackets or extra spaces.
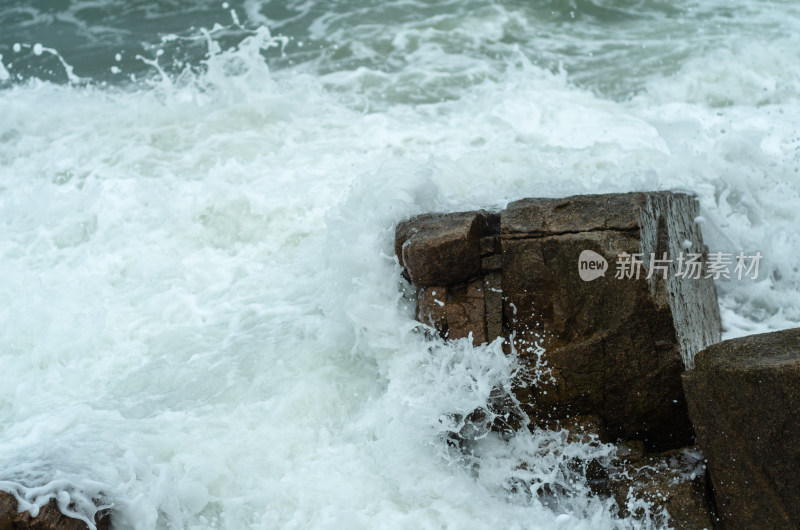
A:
416,286,448,336
395,211,499,287
446,279,486,345
613,440,646,465
501,192,719,449
0,492,110,530
481,254,502,272
396,191,721,450
538,413,609,445
502,193,645,238
479,236,499,256
415,281,489,346
532,415,612,497
0,493,14,530
609,447,714,529
682,328,800,529
483,272,503,343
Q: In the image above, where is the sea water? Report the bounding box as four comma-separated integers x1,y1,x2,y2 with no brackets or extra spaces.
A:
0,1,799,528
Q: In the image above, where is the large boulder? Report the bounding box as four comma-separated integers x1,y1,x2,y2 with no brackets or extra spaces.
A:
396,192,721,449
682,328,800,529
501,192,720,448
0,491,110,530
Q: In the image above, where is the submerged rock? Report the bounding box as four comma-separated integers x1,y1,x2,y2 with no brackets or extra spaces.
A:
0,491,110,530
682,328,800,529
396,191,721,449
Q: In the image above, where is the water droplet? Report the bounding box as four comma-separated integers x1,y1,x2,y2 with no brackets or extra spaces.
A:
32,43,43,56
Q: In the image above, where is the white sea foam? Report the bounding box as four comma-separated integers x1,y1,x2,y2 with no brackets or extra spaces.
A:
1,3,799,528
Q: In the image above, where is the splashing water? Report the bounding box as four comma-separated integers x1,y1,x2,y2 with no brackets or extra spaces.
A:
1,1,799,528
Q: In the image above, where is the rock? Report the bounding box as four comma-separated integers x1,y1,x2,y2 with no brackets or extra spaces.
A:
682,328,800,529
397,191,721,449
538,416,610,497
613,440,646,464
518,418,714,527
501,192,719,449
415,286,448,337
510,415,715,527
501,193,643,237
609,447,714,529
415,280,488,346
537,413,609,445
0,491,110,530
445,279,486,344
395,211,499,287
457,387,526,443
483,272,503,342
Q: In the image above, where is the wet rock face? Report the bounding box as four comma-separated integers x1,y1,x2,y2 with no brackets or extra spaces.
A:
514,415,715,528
395,211,498,287
396,192,721,450
608,446,715,530
0,491,110,530
682,328,800,529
